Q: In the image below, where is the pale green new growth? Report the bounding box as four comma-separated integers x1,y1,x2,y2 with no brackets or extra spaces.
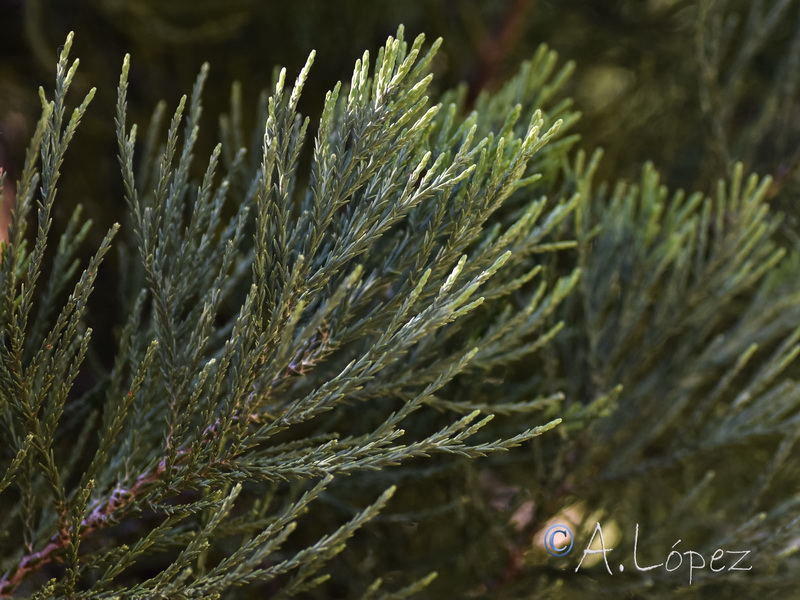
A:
0,27,579,598
3,14,799,599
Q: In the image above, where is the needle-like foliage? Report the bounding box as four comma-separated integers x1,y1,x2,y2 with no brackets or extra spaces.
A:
2,13,800,599
0,28,580,599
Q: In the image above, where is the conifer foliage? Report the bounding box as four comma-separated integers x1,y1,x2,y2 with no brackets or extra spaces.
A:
0,17,799,600
0,28,579,598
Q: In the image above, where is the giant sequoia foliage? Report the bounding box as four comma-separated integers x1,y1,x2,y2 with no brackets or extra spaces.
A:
1,3,800,599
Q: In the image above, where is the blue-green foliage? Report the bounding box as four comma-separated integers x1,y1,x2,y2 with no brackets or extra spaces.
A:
0,14,799,599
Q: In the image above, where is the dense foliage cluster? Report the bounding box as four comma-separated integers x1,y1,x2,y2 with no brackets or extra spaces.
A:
1,2,800,599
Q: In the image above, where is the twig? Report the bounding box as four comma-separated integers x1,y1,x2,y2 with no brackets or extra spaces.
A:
468,0,537,104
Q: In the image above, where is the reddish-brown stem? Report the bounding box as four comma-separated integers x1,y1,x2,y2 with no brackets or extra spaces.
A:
468,0,537,105
0,111,27,250
0,408,271,597
0,166,14,250
0,323,323,595
0,458,170,598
